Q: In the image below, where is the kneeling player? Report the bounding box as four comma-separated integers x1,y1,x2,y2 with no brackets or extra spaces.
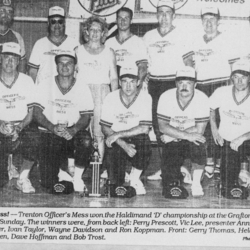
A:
158,66,210,198
100,66,152,196
210,60,250,199
33,50,94,194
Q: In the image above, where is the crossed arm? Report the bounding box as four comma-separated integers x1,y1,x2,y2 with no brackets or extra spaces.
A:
101,124,150,157
210,109,250,151
158,118,207,145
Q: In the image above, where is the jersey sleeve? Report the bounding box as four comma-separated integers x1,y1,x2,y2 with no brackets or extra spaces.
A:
157,92,171,123
28,82,46,111
139,93,152,126
28,40,42,69
100,93,114,128
135,38,148,66
79,84,94,116
12,30,26,60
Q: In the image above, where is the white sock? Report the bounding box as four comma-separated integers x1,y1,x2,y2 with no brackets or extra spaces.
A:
74,166,85,181
192,169,204,186
19,159,33,180
130,167,142,182
205,158,214,174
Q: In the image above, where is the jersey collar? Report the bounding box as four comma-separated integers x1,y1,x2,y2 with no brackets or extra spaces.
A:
47,35,67,47
0,72,19,89
115,33,134,45
176,89,194,111
0,29,10,36
232,86,250,106
157,25,175,38
119,88,140,109
55,76,76,95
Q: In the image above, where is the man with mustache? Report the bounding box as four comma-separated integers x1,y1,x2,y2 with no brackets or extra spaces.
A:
157,66,209,198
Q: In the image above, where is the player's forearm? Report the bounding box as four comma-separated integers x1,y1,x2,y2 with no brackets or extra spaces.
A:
138,62,148,85
17,108,34,131
238,132,250,142
110,78,118,91
159,119,190,140
210,109,218,132
33,107,54,132
28,67,38,83
115,125,150,139
74,114,91,133
102,125,128,149
185,121,208,135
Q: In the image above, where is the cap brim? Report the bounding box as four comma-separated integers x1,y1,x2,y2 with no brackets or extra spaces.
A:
55,54,76,64
231,70,250,77
176,76,196,82
120,74,138,80
2,52,20,57
48,14,65,18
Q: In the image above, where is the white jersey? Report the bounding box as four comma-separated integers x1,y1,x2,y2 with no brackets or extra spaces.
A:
143,27,186,81
210,85,250,142
76,45,112,85
183,32,233,85
100,90,152,132
0,73,34,123
157,88,209,142
33,76,94,129
28,36,79,84
105,35,147,68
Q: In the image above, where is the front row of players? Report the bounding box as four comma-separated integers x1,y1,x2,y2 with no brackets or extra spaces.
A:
0,42,249,199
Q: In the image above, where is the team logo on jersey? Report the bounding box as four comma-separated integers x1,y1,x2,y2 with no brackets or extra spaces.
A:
196,49,214,62
149,0,188,10
115,49,132,62
150,41,171,53
78,0,128,17
170,117,194,131
116,112,138,124
0,95,25,109
49,100,75,114
223,110,250,126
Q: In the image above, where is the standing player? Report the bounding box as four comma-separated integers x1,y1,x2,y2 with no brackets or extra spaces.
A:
105,7,148,86
209,60,250,199
28,6,79,85
143,0,188,180
0,0,26,73
100,66,152,195
32,50,94,193
158,66,209,198
0,42,38,193
183,6,233,179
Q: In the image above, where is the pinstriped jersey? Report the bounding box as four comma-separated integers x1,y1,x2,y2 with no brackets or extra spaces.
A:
100,89,152,132
0,29,26,60
143,27,186,81
32,76,94,128
157,88,209,142
105,35,148,68
0,73,34,123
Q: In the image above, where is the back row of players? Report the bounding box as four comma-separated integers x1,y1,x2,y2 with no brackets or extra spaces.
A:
0,0,249,199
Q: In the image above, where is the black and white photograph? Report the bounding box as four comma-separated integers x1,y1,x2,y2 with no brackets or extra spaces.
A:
0,0,250,249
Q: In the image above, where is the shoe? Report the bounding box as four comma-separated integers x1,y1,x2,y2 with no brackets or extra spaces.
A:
191,183,204,197
180,166,192,184
8,164,19,180
101,170,108,179
238,170,250,188
73,178,88,193
130,179,146,195
164,182,188,199
16,178,35,193
147,170,162,181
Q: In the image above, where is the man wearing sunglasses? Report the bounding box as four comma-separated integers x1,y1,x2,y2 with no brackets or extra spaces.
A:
0,0,26,73
28,6,79,85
